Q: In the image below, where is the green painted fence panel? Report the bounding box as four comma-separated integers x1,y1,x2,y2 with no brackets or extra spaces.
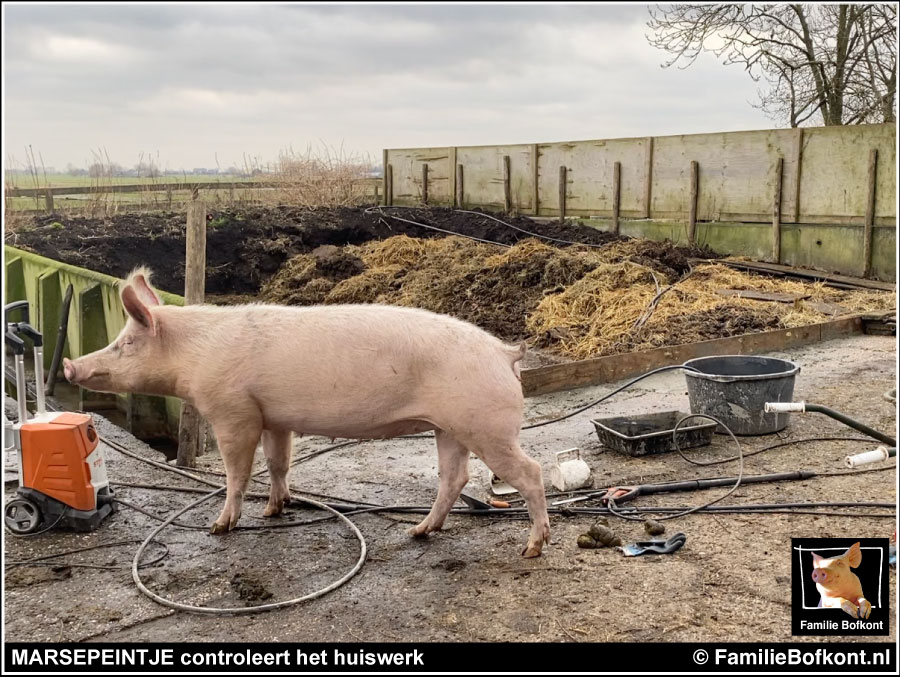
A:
4,245,184,440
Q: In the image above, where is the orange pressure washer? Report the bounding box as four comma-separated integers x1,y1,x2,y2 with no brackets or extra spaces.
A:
4,301,114,534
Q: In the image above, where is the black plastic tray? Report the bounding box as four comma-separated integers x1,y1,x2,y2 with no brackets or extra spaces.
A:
591,410,716,457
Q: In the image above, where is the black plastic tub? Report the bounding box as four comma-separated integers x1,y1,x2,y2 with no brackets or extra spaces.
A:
592,410,716,456
683,355,800,436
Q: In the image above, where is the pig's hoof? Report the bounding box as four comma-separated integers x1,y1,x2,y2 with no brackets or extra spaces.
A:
858,599,872,619
840,600,859,618
406,526,427,539
210,515,240,533
263,503,284,518
521,544,543,558
264,491,292,517
406,522,437,538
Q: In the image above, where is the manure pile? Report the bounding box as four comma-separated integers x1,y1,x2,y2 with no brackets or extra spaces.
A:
262,235,895,360
12,206,623,296
12,205,892,361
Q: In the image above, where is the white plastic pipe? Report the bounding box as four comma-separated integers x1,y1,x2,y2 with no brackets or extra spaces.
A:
14,354,27,425
845,447,895,468
33,345,46,415
764,401,806,413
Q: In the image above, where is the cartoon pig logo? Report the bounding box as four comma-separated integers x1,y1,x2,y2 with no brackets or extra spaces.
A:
811,542,871,619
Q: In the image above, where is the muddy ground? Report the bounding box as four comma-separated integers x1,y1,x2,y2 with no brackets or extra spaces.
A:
10,206,684,296
4,335,895,643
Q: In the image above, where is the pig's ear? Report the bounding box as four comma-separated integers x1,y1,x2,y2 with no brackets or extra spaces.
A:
811,552,823,565
844,542,862,568
122,285,158,336
126,267,162,307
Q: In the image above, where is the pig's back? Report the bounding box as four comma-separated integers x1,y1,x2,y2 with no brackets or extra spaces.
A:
179,302,524,436
257,303,517,374
243,302,509,352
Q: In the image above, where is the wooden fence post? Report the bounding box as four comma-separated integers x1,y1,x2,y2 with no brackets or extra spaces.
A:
531,144,539,216
386,164,393,206
44,188,54,213
456,164,464,208
772,157,784,263
792,128,804,223
382,150,389,206
449,147,457,207
643,137,653,219
421,163,428,205
177,193,207,468
863,148,878,278
503,155,512,214
558,165,567,224
612,161,621,235
688,160,699,244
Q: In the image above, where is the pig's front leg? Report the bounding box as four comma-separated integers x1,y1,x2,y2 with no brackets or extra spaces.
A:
837,597,861,618
209,415,263,534
261,429,293,517
856,597,872,619
408,430,469,537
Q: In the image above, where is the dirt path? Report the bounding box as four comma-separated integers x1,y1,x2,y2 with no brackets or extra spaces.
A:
4,335,895,643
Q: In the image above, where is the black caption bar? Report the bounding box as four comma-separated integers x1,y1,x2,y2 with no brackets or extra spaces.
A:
4,642,897,673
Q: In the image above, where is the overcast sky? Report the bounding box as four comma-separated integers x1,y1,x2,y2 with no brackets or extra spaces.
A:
4,2,775,172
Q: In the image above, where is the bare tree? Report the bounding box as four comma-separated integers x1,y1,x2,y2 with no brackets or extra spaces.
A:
646,4,897,126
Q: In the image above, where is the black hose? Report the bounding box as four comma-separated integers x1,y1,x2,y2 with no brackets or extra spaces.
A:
6,539,169,570
363,206,511,248
635,469,817,496
45,283,73,396
802,403,896,446
523,364,700,429
686,435,879,467
114,490,895,523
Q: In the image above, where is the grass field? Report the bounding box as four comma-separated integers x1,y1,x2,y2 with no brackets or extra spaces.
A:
5,191,260,212
4,172,382,214
4,172,253,189
3,170,270,213
6,146,381,214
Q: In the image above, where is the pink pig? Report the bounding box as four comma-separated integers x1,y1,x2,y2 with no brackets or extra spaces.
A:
64,268,550,557
811,542,871,618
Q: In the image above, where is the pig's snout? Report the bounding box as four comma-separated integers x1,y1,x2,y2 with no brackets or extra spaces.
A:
63,358,76,382
812,569,828,585
63,358,77,383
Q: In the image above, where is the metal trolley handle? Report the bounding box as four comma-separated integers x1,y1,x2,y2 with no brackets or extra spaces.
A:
4,301,46,421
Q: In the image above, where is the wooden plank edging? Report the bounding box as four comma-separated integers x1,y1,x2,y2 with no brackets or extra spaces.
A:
706,259,895,292
521,315,865,397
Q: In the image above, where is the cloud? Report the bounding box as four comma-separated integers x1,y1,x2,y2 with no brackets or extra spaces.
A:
39,34,135,62
3,3,773,170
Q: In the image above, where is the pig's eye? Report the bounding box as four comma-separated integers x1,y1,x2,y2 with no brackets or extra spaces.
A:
122,336,134,345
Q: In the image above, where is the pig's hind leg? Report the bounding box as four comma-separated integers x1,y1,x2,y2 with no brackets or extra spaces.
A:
470,439,550,558
262,429,293,517
407,430,469,537
210,415,263,534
